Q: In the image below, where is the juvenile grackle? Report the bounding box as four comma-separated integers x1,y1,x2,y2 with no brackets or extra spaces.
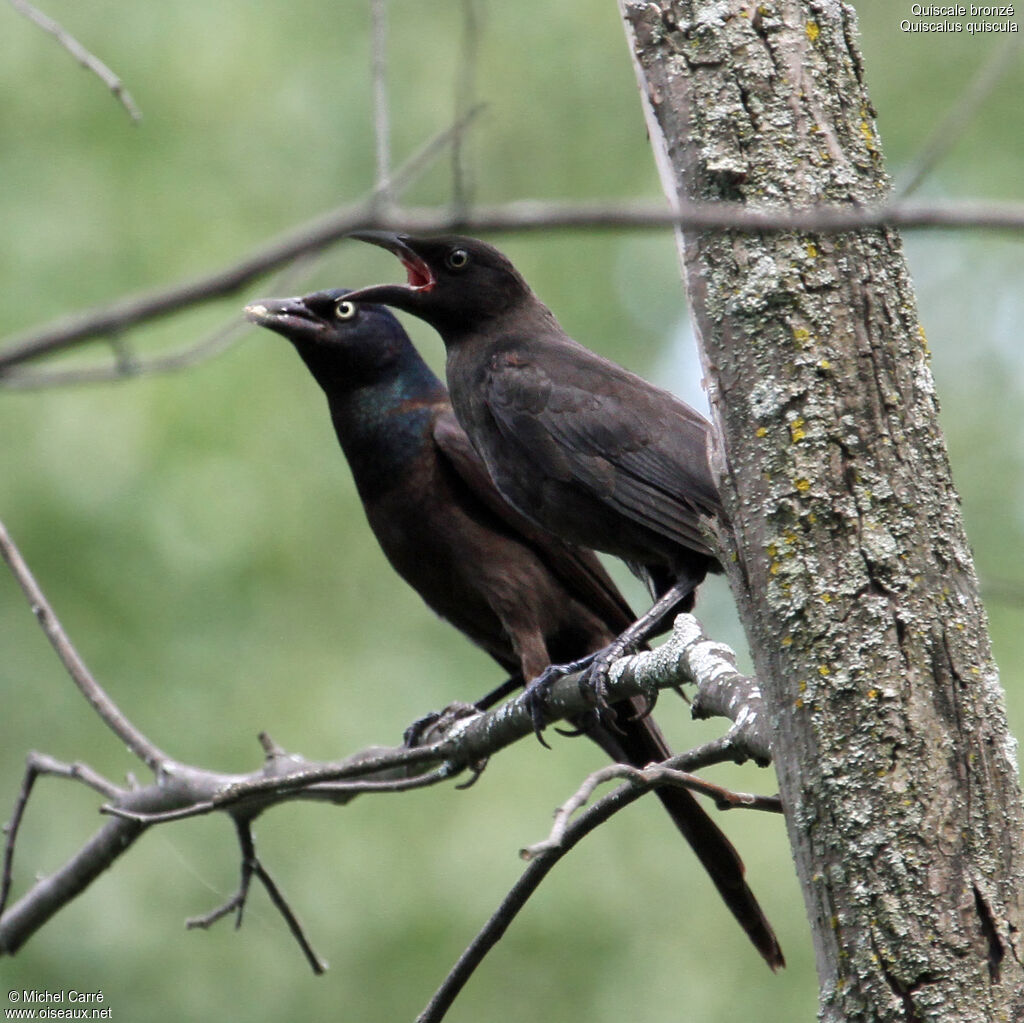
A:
245,289,783,970
344,234,722,700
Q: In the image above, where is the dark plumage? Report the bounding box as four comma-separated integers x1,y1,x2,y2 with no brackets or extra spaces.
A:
344,234,722,685
244,288,782,970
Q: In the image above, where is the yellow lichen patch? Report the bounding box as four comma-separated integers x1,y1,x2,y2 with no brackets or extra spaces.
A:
867,689,879,700
790,418,806,443
805,242,818,259
818,358,831,371
820,592,832,604
798,680,807,692
795,697,804,709
756,426,768,438
792,326,811,347
782,635,793,647
806,21,820,42
795,477,811,493
818,664,830,677
860,119,877,153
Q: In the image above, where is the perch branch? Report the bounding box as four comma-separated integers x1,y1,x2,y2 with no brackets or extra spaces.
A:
1,517,772,962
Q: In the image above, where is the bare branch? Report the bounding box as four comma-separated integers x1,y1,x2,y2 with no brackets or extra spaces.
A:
521,754,782,860
2,191,1021,381
1,513,772,961
0,520,169,771
0,107,485,378
416,737,743,1023
1,249,327,390
8,0,141,122
451,0,480,216
1,754,120,920
611,612,774,764
186,818,327,975
370,0,392,207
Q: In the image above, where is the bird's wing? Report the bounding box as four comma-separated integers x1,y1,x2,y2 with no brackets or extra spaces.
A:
483,340,721,557
431,409,638,633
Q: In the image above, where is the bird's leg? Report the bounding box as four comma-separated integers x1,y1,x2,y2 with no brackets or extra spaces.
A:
581,577,698,711
521,576,696,742
521,652,602,747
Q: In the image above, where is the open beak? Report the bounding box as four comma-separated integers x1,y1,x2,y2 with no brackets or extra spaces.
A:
345,231,435,302
244,296,322,336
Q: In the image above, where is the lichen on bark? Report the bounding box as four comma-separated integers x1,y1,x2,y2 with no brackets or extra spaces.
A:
620,1,1024,1018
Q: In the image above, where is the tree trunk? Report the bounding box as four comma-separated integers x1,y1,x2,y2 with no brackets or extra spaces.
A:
619,2,1024,1019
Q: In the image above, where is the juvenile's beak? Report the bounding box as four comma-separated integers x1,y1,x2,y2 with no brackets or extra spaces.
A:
346,231,436,299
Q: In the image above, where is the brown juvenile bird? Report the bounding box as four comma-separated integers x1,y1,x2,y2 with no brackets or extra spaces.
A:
344,233,723,701
245,288,782,970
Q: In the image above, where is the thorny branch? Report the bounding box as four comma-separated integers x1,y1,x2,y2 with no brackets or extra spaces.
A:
0,517,773,965
1,195,1023,382
8,0,141,122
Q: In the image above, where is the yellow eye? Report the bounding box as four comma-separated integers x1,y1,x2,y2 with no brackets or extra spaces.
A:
335,300,357,321
446,248,470,270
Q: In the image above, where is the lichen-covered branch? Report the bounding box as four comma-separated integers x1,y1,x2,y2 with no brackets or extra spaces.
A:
2,514,765,958
620,1,1024,1018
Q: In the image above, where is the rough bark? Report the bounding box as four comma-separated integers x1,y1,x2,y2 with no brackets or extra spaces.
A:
620,2,1024,1019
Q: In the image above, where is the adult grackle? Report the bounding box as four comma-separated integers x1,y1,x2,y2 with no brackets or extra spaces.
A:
344,234,722,703
245,289,783,970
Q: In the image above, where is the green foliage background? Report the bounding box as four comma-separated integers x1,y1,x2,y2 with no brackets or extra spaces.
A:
1,3,1021,1020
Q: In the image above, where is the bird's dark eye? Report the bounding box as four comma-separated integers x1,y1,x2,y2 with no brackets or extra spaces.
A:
335,300,357,321
446,248,470,271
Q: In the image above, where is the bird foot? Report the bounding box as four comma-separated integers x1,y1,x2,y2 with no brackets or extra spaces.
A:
403,701,480,747
403,711,442,748
574,638,655,728
521,652,600,747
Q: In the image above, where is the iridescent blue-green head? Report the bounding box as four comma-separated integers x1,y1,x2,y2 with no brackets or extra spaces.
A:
245,287,441,399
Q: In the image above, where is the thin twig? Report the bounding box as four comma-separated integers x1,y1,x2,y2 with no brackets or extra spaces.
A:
2,191,1021,379
0,107,484,378
2,248,326,390
896,38,1022,199
416,738,737,1023
416,781,646,1023
0,316,249,389
186,818,327,974
370,0,392,208
0,519,169,771
250,856,327,974
522,755,781,860
8,0,141,122
103,762,463,825
451,0,480,216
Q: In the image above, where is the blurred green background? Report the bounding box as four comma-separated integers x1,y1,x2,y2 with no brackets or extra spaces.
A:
1,2,1021,1020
